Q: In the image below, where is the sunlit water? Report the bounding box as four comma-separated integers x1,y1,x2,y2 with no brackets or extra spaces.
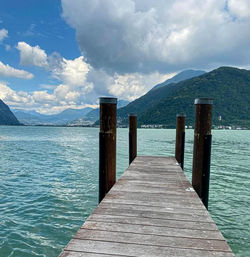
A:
0,126,249,257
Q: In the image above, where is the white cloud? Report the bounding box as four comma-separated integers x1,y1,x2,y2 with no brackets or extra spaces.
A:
0,49,96,113
16,43,94,93
62,0,250,73
0,82,33,106
32,90,56,103
16,42,48,68
0,81,96,114
50,55,90,87
0,67,172,114
228,0,250,19
108,72,174,101
0,28,8,43
0,61,34,79
10,40,174,113
48,54,94,103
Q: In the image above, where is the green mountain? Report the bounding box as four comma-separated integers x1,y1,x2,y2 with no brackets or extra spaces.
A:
117,71,205,119
0,99,21,125
118,67,250,128
151,69,206,90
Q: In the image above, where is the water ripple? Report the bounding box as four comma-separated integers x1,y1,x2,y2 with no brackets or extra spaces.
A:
0,127,249,256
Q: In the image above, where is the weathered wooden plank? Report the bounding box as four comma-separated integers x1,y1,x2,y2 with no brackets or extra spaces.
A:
129,169,182,174
83,221,226,240
98,201,210,216
127,167,182,172
108,187,199,199
120,174,188,182
94,205,214,222
74,229,232,252
117,179,192,188
65,239,234,257
105,191,203,205
111,185,197,195
87,213,218,231
59,251,130,257
102,197,207,210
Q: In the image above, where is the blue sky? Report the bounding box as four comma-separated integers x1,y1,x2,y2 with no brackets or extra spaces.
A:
0,0,79,92
0,0,250,114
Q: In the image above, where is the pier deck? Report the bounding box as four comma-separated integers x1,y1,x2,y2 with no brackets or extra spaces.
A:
59,156,234,257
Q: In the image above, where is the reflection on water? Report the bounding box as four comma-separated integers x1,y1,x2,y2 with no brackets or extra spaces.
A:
0,127,249,256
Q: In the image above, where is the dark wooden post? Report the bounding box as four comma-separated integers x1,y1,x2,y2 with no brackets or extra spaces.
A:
99,97,117,203
192,98,213,209
175,114,186,170
129,114,137,164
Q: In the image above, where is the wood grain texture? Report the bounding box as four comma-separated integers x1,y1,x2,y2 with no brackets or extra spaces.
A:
59,156,234,257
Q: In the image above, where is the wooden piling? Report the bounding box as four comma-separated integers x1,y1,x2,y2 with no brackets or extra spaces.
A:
129,114,137,164
192,98,213,209
99,97,117,203
175,114,186,170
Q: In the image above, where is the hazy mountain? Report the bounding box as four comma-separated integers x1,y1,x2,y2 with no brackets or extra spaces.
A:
117,99,130,108
12,99,130,126
152,69,206,90
69,99,130,126
0,100,21,125
13,107,93,125
118,67,250,128
82,108,99,123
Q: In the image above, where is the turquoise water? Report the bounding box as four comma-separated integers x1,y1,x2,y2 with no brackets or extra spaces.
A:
0,126,249,257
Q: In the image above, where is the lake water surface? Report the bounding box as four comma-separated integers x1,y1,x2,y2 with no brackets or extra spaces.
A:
0,126,249,256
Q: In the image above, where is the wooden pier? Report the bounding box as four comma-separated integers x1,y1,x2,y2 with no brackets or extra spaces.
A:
59,156,234,257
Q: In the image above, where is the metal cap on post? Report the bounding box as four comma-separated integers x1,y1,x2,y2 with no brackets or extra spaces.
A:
175,114,186,170
129,113,137,164
99,97,117,203
192,98,213,209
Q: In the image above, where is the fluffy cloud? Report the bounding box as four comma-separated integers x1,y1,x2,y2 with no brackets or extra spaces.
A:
16,43,94,93
48,54,94,103
0,83,33,106
4,43,98,112
16,42,48,68
108,72,174,101
32,90,56,103
9,41,172,113
0,28,8,43
61,0,250,73
228,0,250,19
0,82,93,114
0,61,34,79
1,68,170,113
49,54,91,87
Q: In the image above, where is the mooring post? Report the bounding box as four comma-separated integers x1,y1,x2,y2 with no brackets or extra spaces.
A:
175,114,186,170
192,98,213,209
129,114,137,164
99,97,117,203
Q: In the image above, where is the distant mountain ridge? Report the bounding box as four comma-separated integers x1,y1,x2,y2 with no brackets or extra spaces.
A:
68,99,130,126
152,69,206,90
118,67,250,128
0,100,21,125
12,99,130,126
13,107,93,125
